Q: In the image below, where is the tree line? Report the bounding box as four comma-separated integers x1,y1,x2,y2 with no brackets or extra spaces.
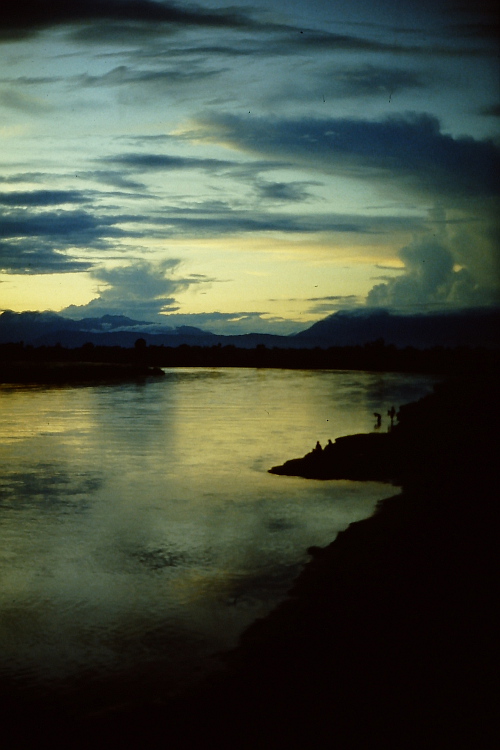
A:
1,338,498,375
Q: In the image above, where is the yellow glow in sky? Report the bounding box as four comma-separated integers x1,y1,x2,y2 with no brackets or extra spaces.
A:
0,273,98,313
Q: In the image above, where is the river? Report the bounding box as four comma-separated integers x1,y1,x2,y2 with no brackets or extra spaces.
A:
0,367,436,715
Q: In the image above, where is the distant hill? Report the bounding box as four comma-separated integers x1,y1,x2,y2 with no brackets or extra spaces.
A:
0,311,211,348
1,308,499,349
292,308,500,349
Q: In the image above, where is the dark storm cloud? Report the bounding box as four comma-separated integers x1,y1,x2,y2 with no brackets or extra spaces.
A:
447,0,500,43
82,170,147,191
254,181,315,203
102,152,233,172
193,112,500,199
0,205,129,273
148,209,421,237
150,212,308,235
450,22,500,40
332,64,427,98
0,208,125,242
0,172,52,185
479,104,500,117
0,242,91,274
2,0,482,59
0,170,148,192
75,65,223,88
0,190,89,206
0,1,262,41
279,29,403,54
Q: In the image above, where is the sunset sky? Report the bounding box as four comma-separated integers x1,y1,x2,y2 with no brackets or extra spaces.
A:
1,0,499,334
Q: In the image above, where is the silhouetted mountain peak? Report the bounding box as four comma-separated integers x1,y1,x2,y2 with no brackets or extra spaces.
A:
173,325,215,336
1,307,499,349
293,308,500,348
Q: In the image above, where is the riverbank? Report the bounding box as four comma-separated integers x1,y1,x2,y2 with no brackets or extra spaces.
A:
4,376,499,748
129,376,500,747
170,377,497,748
269,431,399,482
0,360,165,384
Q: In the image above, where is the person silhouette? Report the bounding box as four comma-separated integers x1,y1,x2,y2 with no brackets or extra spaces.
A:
387,406,397,430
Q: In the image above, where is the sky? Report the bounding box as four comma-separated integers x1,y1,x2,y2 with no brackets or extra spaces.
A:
0,0,499,334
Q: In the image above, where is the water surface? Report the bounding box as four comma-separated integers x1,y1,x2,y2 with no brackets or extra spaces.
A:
0,368,436,713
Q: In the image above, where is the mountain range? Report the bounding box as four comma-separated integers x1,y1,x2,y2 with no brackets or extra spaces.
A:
1,308,499,350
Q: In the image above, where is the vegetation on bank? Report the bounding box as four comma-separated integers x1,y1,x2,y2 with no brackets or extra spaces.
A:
0,358,164,384
1,338,499,380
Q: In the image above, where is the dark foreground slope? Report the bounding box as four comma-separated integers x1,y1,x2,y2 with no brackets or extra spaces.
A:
4,377,499,749
186,377,497,748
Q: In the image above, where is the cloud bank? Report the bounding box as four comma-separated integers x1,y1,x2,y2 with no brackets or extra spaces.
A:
63,259,204,320
190,112,500,199
367,232,499,311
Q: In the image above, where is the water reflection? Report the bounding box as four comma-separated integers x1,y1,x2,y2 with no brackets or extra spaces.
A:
0,368,436,713
0,463,101,511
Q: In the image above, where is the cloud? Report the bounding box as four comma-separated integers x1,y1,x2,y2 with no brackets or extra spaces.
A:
1,1,263,41
265,294,363,318
189,112,500,200
147,209,419,237
62,259,206,320
0,190,89,206
101,152,233,173
0,88,53,114
0,205,127,273
331,64,427,98
253,180,316,203
81,170,148,191
3,0,486,59
0,245,91,274
366,231,500,311
74,64,223,89
0,183,423,277
304,295,361,315
306,301,361,316
155,310,304,335
0,208,120,243
479,103,500,117
0,172,55,185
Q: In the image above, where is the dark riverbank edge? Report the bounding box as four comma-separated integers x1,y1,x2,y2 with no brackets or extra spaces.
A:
4,376,499,749
269,432,401,483
0,360,165,384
